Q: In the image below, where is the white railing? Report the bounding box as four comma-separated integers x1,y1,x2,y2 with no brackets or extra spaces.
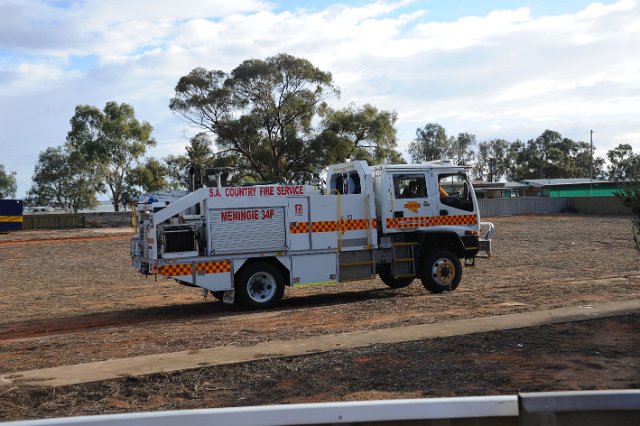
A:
5,390,640,426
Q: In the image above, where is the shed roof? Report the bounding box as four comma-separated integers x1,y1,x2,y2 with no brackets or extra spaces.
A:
523,178,607,187
473,181,531,190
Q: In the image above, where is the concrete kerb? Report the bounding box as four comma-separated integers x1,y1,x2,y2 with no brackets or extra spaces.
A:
2,299,639,388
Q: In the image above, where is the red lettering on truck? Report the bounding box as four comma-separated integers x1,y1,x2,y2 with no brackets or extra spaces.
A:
224,187,257,197
277,185,304,196
220,210,261,221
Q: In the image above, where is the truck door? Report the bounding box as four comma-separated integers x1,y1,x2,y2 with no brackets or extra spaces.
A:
434,171,478,228
385,172,436,231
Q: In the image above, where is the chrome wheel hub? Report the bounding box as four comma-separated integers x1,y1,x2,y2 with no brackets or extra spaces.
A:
431,258,456,286
247,272,277,302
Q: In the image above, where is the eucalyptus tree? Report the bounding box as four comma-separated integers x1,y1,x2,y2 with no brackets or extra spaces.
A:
170,54,402,183
26,146,100,211
473,139,510,182
408,123,449,163
607,144,639,181
66,102,155,211
165,132,232,190
315,103,404,166
0,164,17,199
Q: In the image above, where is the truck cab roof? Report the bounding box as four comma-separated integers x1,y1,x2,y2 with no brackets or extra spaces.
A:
372,161,472,172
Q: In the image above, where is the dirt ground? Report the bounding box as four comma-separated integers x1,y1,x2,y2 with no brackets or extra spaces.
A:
1,215,640,421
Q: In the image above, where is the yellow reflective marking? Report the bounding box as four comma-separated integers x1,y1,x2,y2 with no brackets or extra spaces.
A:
0,216,23,223
294,280,336,287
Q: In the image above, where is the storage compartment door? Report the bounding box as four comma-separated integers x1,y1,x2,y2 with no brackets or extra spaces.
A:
288,198,311,251
210,207,286,254
291,253,337,286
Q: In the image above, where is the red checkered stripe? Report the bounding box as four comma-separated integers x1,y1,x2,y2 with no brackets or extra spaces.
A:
196,261,231,274
437,215,477,226
312,220,338,232
153,260,231,277
340,218,374,231
289,222,310,234
386,215,477,229
289,219,376,234
153,263,192,276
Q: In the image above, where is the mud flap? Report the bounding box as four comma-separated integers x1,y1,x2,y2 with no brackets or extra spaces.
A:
223,289,235,304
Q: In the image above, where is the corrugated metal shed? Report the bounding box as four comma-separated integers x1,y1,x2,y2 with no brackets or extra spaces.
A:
474,182,534,198
521,179,620,197
478,197,570,217
473,179,623,198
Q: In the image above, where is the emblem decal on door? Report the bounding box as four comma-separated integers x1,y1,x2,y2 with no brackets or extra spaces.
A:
404,201,420,213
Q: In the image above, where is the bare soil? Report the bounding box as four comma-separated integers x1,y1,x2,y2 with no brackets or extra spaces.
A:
1,215,639,421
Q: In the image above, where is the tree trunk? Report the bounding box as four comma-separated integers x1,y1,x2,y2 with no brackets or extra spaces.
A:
112,192,120,212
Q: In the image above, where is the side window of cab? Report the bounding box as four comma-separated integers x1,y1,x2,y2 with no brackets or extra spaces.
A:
393,174,428,198
438,173,473,212
329,171,361,194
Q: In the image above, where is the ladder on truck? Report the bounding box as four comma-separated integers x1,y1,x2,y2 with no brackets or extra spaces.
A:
391,241,418,279
337,194,375,282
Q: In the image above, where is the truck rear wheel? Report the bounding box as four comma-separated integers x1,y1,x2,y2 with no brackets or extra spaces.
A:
420,249,462,293
379,270,414,288
235,262,285,309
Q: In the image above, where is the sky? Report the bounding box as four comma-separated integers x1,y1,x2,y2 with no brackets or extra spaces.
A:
1,0,639,197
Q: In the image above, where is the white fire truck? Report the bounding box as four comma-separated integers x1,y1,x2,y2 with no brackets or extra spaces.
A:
130,161,493,309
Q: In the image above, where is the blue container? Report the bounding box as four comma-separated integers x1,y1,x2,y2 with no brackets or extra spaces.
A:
0,199,24,231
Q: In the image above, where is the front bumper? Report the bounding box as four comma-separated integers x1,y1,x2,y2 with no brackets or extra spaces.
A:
478,221,494,258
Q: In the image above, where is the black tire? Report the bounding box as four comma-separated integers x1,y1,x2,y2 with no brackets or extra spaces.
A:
379,270,414,288
234,261,285,309
420,249,462,293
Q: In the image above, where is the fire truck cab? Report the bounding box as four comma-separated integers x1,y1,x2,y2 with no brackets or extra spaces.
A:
130,160,492,309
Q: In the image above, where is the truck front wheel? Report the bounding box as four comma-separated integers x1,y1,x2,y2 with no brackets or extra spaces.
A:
379,270,414,288
235,262,285,309
420,249,462,293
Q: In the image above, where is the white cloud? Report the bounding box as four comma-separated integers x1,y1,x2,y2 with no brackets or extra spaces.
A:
1,0,640,196
9,63,80,91
408,8,531,51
